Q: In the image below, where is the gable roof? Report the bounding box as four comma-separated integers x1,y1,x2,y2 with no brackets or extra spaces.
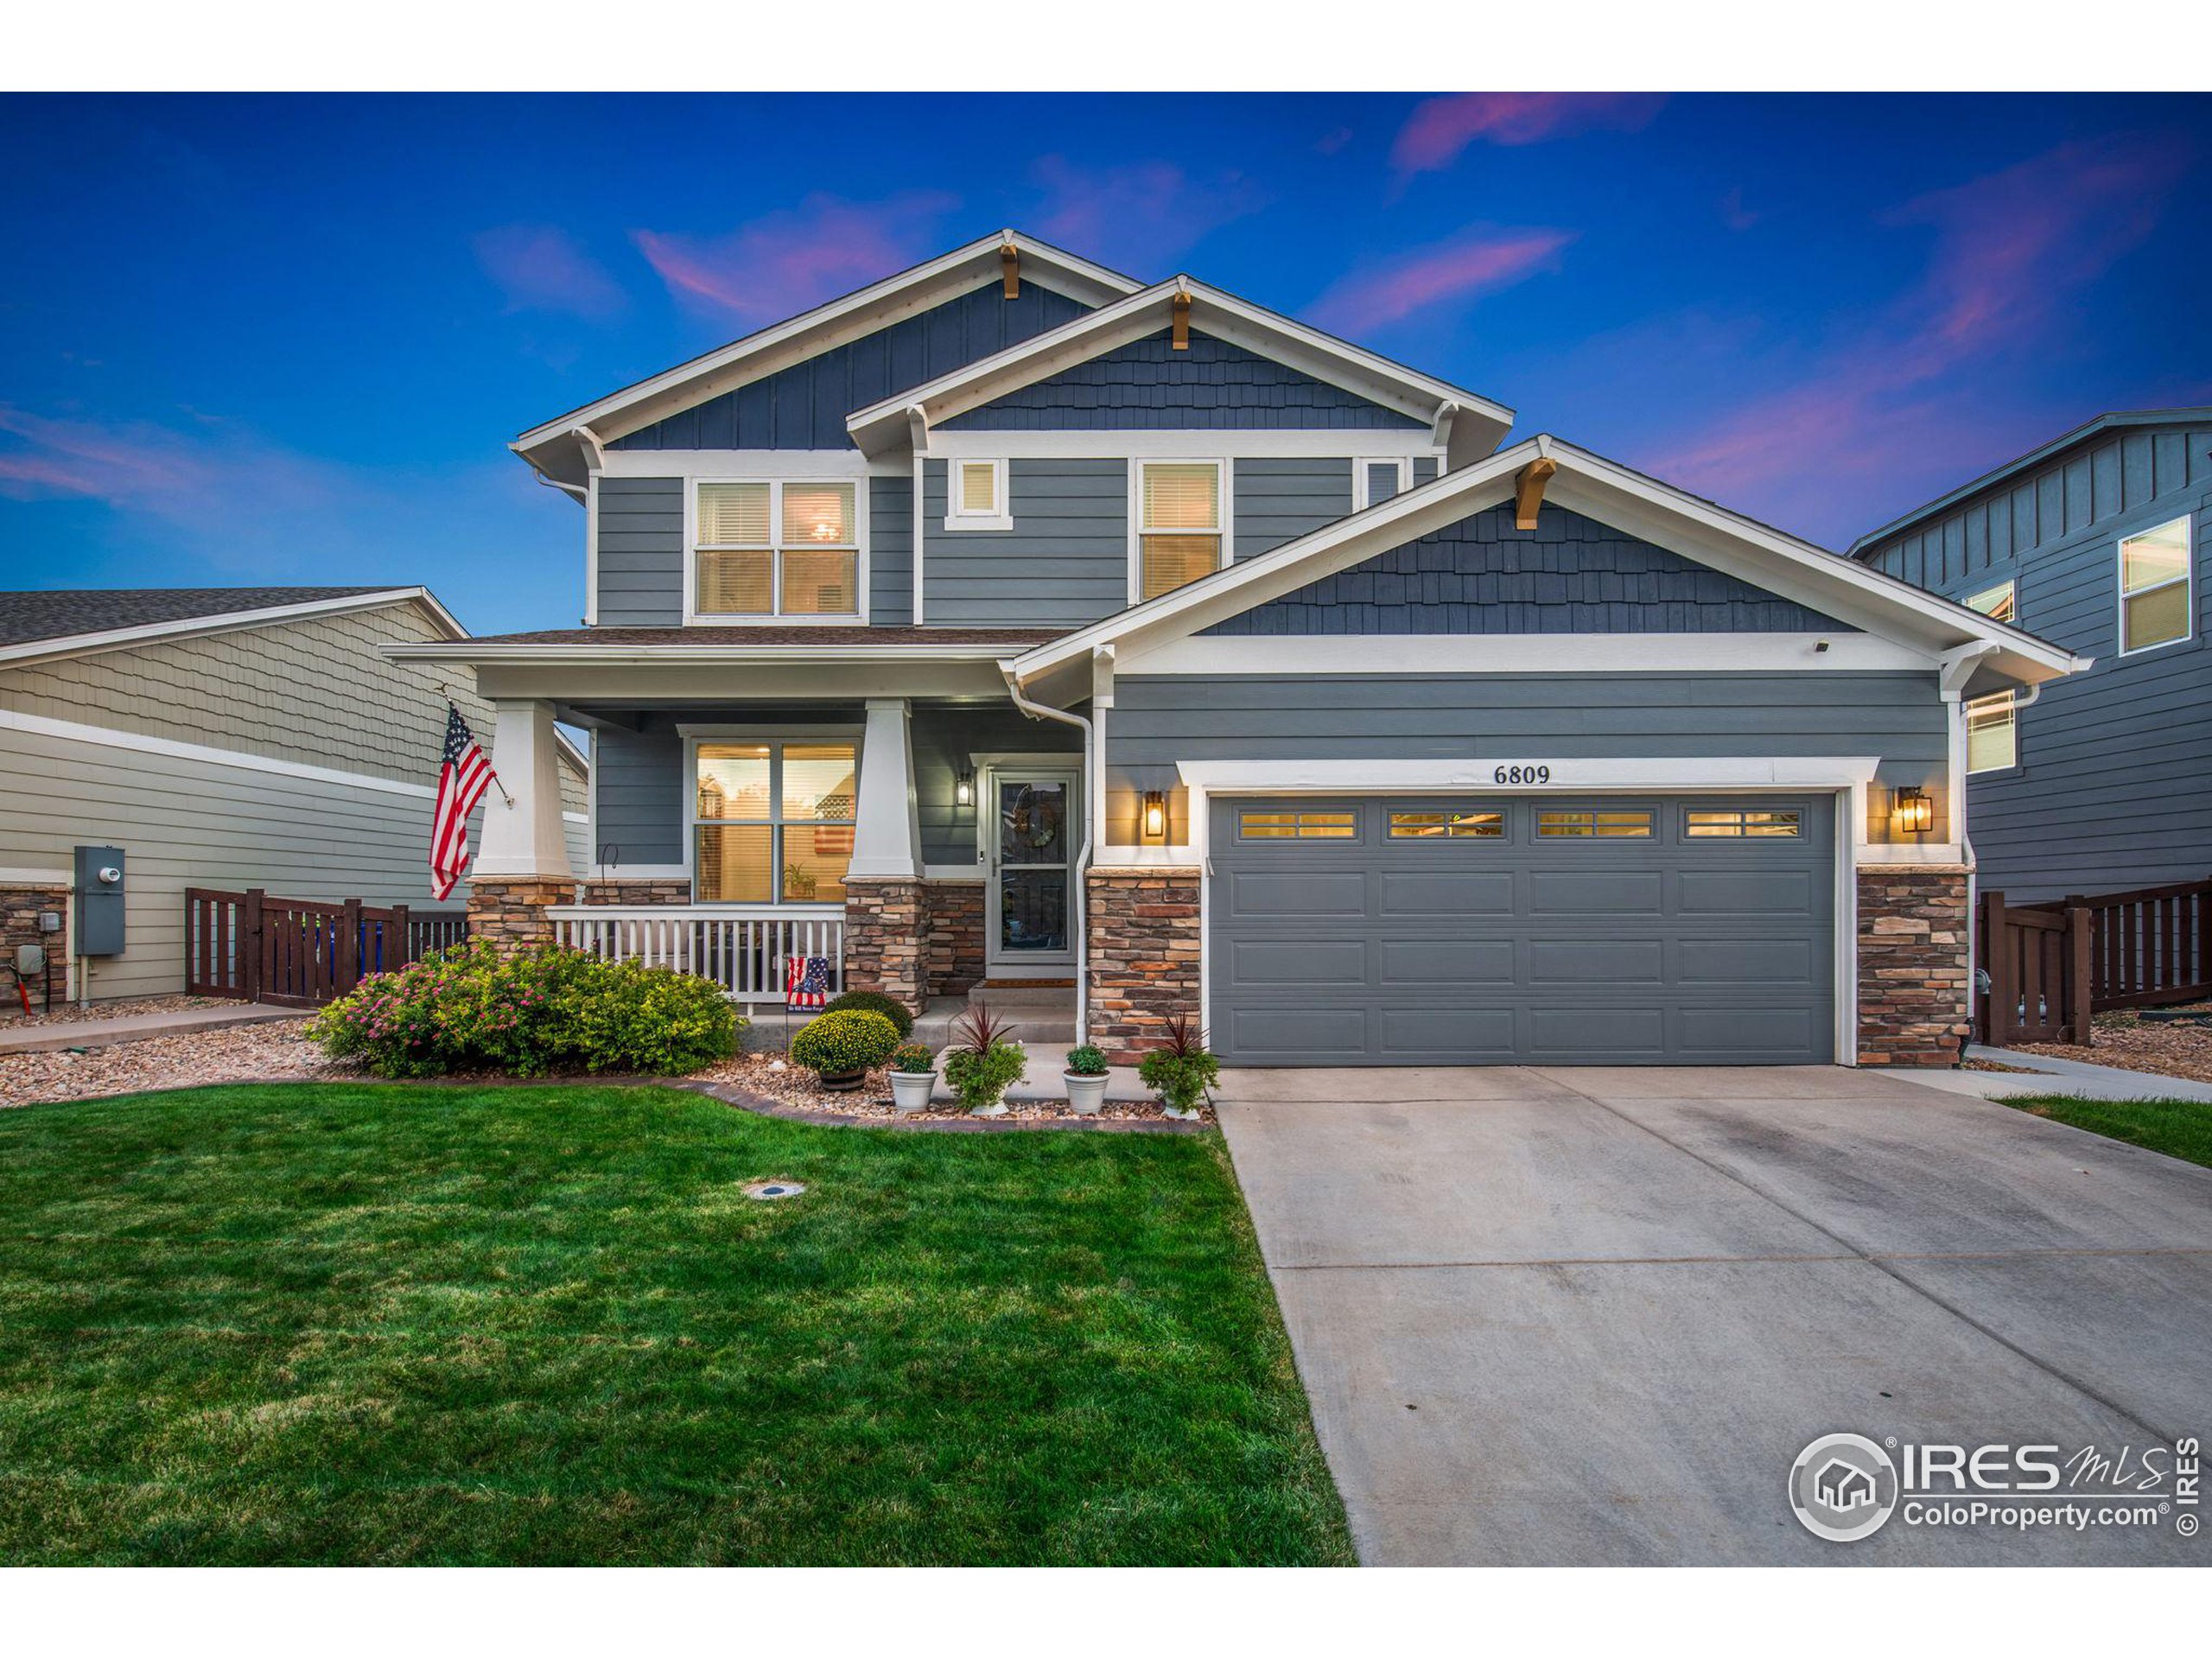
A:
1006,435,2085,697
846,276,1515,466
1847,407,2212,558
0,586,466,668
512,230,1143,489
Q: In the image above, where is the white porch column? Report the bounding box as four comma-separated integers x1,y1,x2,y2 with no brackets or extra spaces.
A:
474,698,575,878
847,697,923,879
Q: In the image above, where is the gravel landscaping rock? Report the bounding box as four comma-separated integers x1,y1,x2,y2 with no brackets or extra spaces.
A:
0,993,243,1029
2014,1002,2212,1087
695,1051,1211,1124
0,1019,338,1109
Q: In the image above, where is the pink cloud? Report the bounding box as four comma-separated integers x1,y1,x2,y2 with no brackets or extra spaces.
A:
1392,92,1666,174
631,192,958,322
1030,156,1266,276
1306,227,1574,334
1647,132,2190,535
473,225,626,320
0,404,232,512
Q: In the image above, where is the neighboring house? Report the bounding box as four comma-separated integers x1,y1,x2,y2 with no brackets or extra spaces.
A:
1850,410,2211,900
393,230,2076,1069
0,587,588,1001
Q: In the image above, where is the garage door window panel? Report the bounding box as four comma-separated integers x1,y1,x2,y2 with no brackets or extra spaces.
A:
1236,807,1358,841
1685,809,1802,837
1537,809,1655,839
1389,810,1506,839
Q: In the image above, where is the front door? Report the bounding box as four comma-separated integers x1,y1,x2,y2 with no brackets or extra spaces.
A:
984,770,1079,977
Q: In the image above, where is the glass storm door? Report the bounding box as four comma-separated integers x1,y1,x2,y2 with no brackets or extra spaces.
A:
986,772,1078,975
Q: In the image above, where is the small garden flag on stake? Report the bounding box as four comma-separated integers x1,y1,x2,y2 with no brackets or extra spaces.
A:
785,955,832,1011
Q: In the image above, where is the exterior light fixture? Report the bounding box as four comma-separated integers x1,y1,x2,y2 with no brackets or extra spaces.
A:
955,767,975,808
1893,785,1933,836
1141,790,1167,842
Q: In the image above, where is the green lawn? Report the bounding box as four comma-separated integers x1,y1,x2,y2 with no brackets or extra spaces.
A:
2005,1093,2212,1170
0,1083,1351,1566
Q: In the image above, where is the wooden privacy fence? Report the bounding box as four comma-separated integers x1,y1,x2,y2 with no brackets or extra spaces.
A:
1978,877,2210,1047
185,888,468,1007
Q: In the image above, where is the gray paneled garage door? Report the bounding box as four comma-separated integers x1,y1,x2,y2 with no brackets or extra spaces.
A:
1208,795,1834,1065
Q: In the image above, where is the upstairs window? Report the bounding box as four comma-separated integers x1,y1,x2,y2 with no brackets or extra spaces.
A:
2119,516,2192,654
1138,461,1224,601
694,480,858,618
1964,579,2016,625
1963,580,2019,772
944,459,1010,531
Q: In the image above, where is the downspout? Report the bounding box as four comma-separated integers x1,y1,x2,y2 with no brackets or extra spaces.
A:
1001,660,1094,1044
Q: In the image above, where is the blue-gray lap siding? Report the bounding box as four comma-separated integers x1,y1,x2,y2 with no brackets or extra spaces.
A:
594,476,685,626
607,283,1093,452
920,457,1128,625
1234,458,1353,561
1103,673,1948,842
1859,423,2212,899
938,329,1425,430
1206,505,1858,635
868,473,913,625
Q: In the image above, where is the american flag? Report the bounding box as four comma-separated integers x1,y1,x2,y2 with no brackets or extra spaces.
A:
429,703,496,900
785,955,832,1011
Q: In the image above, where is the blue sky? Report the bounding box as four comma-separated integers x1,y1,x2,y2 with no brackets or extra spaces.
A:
4,92,2208,634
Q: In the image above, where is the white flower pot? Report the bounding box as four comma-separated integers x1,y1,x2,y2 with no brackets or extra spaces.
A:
1063,1071,1108,1116
969,1100,1010,1118
889,1071,936,1113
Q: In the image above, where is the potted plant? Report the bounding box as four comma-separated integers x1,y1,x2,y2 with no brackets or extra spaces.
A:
1062,1044,1109,1116
1137,1013,1219,1120
941,1002,1027,1117
789,1007,901,1092
888,1043,937,1113
784,861,819,901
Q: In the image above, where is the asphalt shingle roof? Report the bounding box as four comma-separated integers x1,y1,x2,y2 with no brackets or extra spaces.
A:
0,587,402,648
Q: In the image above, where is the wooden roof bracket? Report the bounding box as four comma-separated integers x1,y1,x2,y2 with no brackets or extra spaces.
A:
1514,456,1559,531
1000,235,1020,299
1171,286,1192,351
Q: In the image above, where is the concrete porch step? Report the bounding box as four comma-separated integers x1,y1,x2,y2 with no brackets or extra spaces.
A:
914,995,1077,1052
964,981,1076,1008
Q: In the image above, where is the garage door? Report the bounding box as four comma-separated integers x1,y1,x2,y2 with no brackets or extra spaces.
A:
1208,795,1835,1065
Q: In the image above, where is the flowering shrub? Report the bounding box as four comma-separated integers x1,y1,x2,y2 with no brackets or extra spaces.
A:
307,940,741,1077
788,1008,903,1076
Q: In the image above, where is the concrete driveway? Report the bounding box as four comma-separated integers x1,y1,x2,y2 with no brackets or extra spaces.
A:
1217,1065,2212,1565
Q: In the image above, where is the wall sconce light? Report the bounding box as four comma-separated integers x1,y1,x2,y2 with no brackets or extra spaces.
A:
1893,785,1934,836
1141,789,1167,842
955,767,975,808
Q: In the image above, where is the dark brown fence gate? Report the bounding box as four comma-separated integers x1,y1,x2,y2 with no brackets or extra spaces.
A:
1978,877,2210,1048
184,888,467,1007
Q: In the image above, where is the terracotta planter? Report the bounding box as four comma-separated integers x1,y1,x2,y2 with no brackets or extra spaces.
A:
889,1070,936,1113
1063,1071,1108,1116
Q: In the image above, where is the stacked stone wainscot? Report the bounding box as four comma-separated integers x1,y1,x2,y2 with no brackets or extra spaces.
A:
2,882,70,1005
466,877,579,952
924,879,986,997
1086,867,1202,1065
842,877,930,1015
1856,864,1971,1066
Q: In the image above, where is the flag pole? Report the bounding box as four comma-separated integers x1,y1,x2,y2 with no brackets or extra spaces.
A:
439,684,515,806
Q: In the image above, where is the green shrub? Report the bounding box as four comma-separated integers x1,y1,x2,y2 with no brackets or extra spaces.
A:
943,1002,1026,1112
823,989,914,1039
789,1008,902,1076
307,940,741,1078
1064,1045,1109,1077
1137,1012,1218,1114
890,1043,936,1074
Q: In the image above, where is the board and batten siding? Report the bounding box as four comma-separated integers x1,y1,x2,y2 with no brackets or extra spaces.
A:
920,457,1128,625
608,283,1093,453
1233,457,1354,561
594,475,685,626
938,330,1426,431
1859,422,2212,898
1102,671,1950,845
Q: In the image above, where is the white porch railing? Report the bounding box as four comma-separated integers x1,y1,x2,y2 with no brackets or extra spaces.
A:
546,906,844,1002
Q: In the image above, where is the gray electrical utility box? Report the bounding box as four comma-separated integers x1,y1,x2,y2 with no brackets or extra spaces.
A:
73,844,126,956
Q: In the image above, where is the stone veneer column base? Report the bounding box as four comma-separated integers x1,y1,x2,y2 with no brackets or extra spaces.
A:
579,878,693,906
842,878,930,1014
467,877,579,953
1856,864,1971,1066
2,883,70,1003
1086,867,1202,1066
924,879,986,997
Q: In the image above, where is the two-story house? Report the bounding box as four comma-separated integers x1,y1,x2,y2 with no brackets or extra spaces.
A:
391,230,2079,1069
1850,410,2209,901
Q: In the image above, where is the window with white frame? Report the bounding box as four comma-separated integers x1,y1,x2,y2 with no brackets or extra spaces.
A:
1963,579,2019,772
944,458,1008,529
694,480,859,618
1138,461,1224,601
692,740,858,904
2119,515,2192,654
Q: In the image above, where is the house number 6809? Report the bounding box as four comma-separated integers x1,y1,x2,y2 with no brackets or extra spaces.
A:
1492,765,1552,785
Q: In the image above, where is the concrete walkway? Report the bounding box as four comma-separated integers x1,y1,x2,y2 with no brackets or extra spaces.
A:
1895,1046,2212,1104
0,1002,300,1055
1217,1065,2210,1566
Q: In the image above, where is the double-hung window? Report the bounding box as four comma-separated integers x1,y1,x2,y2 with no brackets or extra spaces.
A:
694,480,859,618
1963,579,2018,772
2119,515,2192,654
1137,461,1224,601
692,740,858,904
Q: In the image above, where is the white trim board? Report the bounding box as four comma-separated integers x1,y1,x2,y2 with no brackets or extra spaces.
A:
0,588,467,672
924,431,1449,461
0,707,437,798
0,867,73,886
